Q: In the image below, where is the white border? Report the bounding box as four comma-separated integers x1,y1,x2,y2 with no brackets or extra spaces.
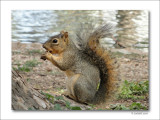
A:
1,1,159,120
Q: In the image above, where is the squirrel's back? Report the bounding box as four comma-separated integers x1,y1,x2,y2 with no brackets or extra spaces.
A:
75,23,118,103
41,23,119,104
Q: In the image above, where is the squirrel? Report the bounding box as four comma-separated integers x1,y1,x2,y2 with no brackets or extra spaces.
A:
41,24,118,104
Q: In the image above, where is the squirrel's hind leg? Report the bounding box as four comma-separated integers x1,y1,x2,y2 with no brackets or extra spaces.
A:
65,74,97,104
62,90,77,101
73,76,97,104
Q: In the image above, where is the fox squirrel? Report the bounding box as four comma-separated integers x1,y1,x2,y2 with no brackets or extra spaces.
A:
41,24,118,104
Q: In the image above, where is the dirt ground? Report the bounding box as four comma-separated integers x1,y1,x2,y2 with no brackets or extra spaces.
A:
12,42,149,110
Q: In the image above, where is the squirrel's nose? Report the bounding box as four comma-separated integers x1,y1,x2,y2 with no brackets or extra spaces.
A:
42,44,46,49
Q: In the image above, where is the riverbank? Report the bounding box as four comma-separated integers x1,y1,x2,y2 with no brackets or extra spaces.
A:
12,41,149,110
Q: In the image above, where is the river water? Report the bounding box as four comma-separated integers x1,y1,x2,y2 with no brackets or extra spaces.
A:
12,10,148,52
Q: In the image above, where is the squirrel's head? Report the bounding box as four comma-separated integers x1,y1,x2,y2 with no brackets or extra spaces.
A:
43,31,69,54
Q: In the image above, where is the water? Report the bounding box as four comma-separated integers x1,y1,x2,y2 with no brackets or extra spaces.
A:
12,10,148,52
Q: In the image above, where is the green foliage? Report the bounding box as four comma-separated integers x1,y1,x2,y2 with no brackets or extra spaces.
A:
65,101,71,109
110,104,129,110
27,49,42,55
54,104,62,110
88,104,96,109
25,60,41,67
110,102,147,110
41,91,54,104
64,100,82,110
28,107,37,110
26,78,31,82
17,65,31,72
55,96,64,101
118,80,149,100
41,92,82,110
12,51,21,55
70,106,82,110
28,107,32,110
129,102,147,110
15,59,41,72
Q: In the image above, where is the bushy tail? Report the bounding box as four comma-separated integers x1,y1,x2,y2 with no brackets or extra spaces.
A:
76,24,118,104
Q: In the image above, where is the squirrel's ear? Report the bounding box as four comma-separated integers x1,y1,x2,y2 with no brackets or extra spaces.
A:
60,31,68,38
64,32,68,38
60,31,65,35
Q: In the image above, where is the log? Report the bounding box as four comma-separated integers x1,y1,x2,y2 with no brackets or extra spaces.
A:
12,70,54,110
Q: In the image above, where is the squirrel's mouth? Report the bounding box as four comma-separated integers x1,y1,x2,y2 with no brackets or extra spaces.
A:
46,50,52,53
42,44,52,53
43,47,53,54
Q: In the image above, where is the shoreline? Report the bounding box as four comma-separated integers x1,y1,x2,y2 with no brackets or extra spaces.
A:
11,41,149,110
12,41,148,55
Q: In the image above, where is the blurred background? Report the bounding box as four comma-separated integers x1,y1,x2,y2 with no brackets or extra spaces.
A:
11,10,149,110
11,10,148,52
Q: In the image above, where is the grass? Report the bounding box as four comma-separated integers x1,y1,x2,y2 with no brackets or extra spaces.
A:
25,60,41,67
12,51,21,55
41,91,55,104
56,88,65,94
40,80,149,110
26,78,31,82
27,49,42,55
13,59,42,72
109,102,147,110
41,91,83,110
118,80,149,100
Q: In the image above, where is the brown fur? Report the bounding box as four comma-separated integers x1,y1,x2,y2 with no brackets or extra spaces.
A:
41,24,118,104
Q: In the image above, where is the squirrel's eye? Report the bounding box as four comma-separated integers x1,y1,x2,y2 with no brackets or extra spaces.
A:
52,39,58,43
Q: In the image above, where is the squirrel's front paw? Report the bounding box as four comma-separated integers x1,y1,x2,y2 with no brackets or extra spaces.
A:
41,54,47,60
41,52,52,61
